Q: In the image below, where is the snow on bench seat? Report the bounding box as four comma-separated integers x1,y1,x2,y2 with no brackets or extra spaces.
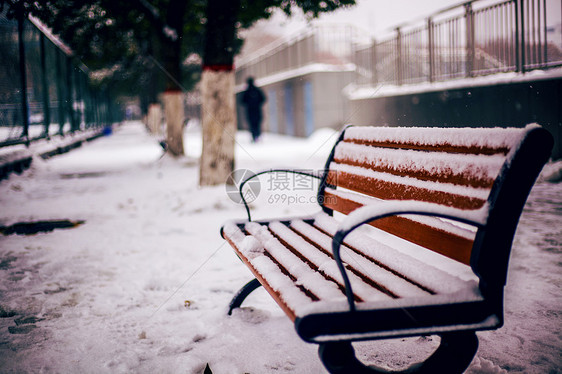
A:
223,212,478,320
342,126,525,155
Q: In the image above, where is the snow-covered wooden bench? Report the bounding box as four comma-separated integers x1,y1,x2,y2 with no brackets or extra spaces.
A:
221,124,553,373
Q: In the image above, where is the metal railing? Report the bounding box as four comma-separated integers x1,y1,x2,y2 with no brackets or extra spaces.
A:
235,24,369,86
0,9,115,148
358,0,562,86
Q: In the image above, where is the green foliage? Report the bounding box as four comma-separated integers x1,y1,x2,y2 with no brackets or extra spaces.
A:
238,0,356,29
0,0,355,104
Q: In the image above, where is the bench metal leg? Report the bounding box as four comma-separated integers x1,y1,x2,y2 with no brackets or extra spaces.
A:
318,331,478,374
227,278,262,315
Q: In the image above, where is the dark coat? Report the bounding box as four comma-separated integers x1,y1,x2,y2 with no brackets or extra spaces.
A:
242,84,265,126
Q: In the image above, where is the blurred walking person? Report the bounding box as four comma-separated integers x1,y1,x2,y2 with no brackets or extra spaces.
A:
241,77,265,142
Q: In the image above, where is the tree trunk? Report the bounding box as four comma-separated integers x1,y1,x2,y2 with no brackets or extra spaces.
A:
161,33,185,156
163,91,185,156
199,0,240,186
160,0,187,156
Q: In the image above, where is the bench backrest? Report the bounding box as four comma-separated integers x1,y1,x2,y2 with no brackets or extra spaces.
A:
318,124,553,289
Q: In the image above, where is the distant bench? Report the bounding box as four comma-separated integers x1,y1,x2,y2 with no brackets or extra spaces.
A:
0,149,32,181
221,124,552,373
0,129,105,181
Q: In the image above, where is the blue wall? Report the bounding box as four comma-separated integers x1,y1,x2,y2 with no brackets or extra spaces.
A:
268,88,278,133
284,83,295,136
304,81,314,136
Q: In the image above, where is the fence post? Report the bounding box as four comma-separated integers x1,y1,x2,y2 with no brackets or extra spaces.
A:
39,33,50,138
86,76,93,129
106,89,113,125
55,49,66,135
82,74,88,128
427,17,434,82
465,2,475,78
66,57,77,132
515,0,520,72
395,27,402,85
542,0,547,67
371,39,378,85
74,69,83,130
519,0,526,73
92,89,98,127
17,13,30,143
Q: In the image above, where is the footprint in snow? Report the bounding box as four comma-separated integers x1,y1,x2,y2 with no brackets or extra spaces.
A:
231,307,270,324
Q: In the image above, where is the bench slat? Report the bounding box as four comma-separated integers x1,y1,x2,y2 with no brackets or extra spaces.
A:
342,126,525,155
245,222,346,302
268,222,392,302
289,220,431,298
223,224,311,320
326,165,488,210
334,142,503,188
312,213,473,295
343,138,510,155
322,189,475,264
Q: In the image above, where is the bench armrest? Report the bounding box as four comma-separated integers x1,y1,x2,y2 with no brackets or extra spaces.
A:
332,200,489,312
239,169,323,221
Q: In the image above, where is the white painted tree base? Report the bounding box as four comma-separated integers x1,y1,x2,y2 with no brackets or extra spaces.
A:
199,69,236,186
163,91,185,157
147,103,162,135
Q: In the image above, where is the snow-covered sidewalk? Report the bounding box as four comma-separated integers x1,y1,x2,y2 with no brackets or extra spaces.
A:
0,121,560,373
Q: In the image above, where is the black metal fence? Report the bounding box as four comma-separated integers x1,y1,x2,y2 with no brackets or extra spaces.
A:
0,9,115,148
355,0,562,86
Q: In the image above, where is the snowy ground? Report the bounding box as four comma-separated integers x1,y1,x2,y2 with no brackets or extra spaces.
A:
0,121,560,373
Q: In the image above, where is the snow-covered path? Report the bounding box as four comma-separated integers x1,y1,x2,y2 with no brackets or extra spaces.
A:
0,122,560,373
